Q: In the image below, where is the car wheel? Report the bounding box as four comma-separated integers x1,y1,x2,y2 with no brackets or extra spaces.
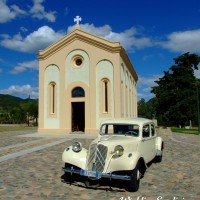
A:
61,172,74,183
85,180,100,188
128,162,141,192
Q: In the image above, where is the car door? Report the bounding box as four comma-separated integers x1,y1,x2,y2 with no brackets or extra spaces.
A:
138,123,155,163
150,123,157,159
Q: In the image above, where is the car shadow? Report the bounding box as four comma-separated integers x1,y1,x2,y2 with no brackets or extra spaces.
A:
61,173,127,192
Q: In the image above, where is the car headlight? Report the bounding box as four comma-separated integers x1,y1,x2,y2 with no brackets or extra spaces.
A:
113,145,124,158
72,142,82,152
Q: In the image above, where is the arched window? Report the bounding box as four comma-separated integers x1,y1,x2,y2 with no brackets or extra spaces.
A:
102,79,109,113
104,81,108,112
49,82,56,114
72,87,85,97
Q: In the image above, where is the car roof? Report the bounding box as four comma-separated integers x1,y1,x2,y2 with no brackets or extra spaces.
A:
100,117,153,126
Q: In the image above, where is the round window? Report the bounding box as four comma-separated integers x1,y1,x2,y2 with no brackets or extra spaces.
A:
75,58,82,66
72,55,84,68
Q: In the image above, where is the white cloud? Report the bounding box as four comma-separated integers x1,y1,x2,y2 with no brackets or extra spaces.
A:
1,26,64,53
137,74,161,100
142,54,153,61
1,23,152,53
0,0,27,23
0,0,56,23
138,74,161,88
68,23,152,51
137,92,155,101
0,34,10,39
194,66,200,78
10,4,27,15
30,0,56,22
20,27,28,32
0,84,38,99
10,60,38,74
68,23,112,37
161,29,200,53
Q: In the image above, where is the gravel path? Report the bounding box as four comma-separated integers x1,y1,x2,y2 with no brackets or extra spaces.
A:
0,129,199,200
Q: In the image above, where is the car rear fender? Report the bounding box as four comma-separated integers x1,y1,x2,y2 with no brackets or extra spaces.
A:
62,147,87,169
155,137,164,155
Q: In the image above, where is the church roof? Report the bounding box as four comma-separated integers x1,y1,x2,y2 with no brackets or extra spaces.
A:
38,27,121,58
38,26,138,81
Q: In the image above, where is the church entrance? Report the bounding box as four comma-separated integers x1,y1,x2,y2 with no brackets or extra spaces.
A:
71,102,85,132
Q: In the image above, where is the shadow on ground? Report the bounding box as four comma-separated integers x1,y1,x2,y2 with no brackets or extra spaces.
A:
61,173,131,192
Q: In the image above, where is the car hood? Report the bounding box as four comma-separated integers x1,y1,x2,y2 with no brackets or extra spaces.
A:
91,135,139,153
97,135,139,146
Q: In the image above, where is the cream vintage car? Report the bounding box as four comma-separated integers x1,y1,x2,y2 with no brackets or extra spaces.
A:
62,118,164,191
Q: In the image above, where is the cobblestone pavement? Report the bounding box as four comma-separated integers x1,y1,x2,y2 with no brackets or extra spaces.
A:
0,129,199,200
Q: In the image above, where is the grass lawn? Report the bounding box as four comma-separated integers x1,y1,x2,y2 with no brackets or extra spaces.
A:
0,125,37,132
171,127,199,135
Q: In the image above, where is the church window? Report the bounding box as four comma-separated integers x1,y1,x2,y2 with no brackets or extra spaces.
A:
104,81,108,112
72,87,85,97
49,82,56,114
72,55,84,68
75,58,82,66
101,79,110,113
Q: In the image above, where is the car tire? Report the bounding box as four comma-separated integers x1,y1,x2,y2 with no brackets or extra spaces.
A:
61,172,74,183
154,152,162,163
85,180,100,188
128,162,141,192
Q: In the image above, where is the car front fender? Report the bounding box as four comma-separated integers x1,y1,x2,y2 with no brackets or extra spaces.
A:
105,152,146,173
62,147,87,169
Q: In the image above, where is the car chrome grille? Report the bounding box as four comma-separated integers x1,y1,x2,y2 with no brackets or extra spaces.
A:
87,143,97,170
86,143,108,173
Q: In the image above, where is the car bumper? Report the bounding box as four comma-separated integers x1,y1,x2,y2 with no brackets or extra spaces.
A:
62,166,131,181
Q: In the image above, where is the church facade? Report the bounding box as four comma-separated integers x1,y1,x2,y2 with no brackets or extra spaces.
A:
38,23,138,134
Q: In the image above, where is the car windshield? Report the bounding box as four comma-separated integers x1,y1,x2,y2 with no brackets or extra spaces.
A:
100,124,139,136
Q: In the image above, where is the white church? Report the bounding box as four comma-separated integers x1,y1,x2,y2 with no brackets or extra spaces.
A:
38,16,138,134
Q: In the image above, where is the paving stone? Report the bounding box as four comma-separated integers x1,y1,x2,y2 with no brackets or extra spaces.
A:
0,129,199,200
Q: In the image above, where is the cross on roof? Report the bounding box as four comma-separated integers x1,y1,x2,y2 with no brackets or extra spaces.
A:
74,16,82,25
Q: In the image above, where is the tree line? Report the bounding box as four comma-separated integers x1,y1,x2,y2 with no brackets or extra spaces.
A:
0,94,38,126
138,52,200,127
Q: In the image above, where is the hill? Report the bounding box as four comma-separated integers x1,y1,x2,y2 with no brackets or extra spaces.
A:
0,94,38,124
0,94,37,109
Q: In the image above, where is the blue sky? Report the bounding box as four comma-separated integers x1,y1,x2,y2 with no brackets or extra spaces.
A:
0,0,200,100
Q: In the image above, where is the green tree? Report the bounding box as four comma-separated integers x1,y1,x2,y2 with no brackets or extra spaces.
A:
27,101,38,126
152,52,200,127
138,98,147,118
10,107,25,124
0,95,38,125
138,98,157,119
20,101,38,126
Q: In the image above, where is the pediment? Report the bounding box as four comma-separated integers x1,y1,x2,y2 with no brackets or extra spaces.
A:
38,28,122,60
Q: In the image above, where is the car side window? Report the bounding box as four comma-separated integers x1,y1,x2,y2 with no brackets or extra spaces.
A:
101,125,108,134
142,124,150,138
151,124,155,136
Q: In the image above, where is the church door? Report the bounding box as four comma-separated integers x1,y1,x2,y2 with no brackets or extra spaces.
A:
71,102,85,132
